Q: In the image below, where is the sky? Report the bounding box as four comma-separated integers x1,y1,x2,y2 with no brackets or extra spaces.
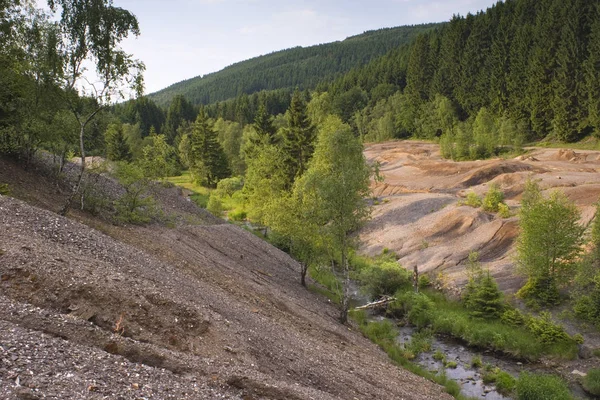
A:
116,0,500,94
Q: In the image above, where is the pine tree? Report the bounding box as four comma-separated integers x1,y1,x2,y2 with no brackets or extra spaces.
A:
105,123,132,162
281,90,316,186
253,102,277,145
584,3,600,134
467,272,505,319
164,95,196,144
189,108,230,187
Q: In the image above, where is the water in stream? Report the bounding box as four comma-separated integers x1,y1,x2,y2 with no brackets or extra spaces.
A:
349,280,591,399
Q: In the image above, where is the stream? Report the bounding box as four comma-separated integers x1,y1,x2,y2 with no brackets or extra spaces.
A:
348,280,591,399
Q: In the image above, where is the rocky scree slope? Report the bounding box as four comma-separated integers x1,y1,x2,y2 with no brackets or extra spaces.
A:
0,161,450,399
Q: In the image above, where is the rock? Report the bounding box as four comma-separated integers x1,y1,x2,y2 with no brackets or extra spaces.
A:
571,369,587,377
579,344,594,359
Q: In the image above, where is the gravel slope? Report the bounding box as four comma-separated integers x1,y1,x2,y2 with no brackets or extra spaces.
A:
0,180,451,400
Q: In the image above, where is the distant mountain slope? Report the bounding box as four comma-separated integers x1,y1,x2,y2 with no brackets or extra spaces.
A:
148,24,441,107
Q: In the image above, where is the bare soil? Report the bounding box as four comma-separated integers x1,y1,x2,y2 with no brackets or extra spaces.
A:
0,156,451,400
361,141,600,294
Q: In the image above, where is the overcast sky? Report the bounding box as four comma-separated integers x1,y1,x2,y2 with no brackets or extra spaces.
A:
116,0,499,94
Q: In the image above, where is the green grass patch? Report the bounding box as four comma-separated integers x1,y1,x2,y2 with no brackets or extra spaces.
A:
166,171,211,208
515,372,573,400
351,316,471,399
481,366,516,396
307,265,342,304
389,289,578,361
583,368,600,396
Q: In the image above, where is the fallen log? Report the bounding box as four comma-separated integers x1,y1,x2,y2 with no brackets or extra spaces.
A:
355,296,395,310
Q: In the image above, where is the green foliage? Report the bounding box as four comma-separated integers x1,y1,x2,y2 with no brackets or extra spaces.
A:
516,372,573,400
583,369,600,396
464,271,505,320
482,184,505,213
188,109,231,187
470,355,482,368
228,209,247,221
293,115,371,322
462,191,482,208
114,163,157,224
497,203,511,218
516,180,584,305
206,193,223,217
525,312,571,344
281,90,316,185
433,349,445,361
0,183,10,196
139,134,179,179
358,259,411,300
418,274,431,289
148,24,439,107
501,308,528,327
482,367,516,396
105,123,132,162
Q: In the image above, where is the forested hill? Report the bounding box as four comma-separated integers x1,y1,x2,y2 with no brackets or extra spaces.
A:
148,24,440,107
325,0,600,148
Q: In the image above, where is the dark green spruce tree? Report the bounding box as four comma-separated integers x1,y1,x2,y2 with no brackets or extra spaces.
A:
105,123,132,161
189,108,230,187
281,90,315,186
164,95,196,144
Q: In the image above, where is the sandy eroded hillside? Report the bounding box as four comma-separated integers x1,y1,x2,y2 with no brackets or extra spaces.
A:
360,141,600,293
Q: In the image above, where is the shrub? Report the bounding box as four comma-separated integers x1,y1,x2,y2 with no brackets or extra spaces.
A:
228,209,247,221
418,274,432,289
0,183,10,196
501,308,528,327
216,176,244,197
583,368,600,396
483,184,505,212
206,194,223,217
498,202,511,218
359,260,411,300
463,191,482,208
406,292,435,329
516,372,572,400
526,312,571,344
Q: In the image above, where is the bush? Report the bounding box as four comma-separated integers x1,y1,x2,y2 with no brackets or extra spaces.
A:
463,191,482,208
418,274,431,289
483,184,505,212
228,209,247,221
526,312,571,344
0,183,10,196
216,176,243,197
498,202,511,218
206,194,223,217
516,372,572,400
404,292,435,329
359,260,411,300
501,308,528,327
471,355,482,368
583,368,600,396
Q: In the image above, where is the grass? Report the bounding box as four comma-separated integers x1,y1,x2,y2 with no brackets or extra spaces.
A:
481,365,516,396
351,314,472,399
516,372,573,400
533,135,600,151
166,172,211,208
583,368,600,396
391,289,579,361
